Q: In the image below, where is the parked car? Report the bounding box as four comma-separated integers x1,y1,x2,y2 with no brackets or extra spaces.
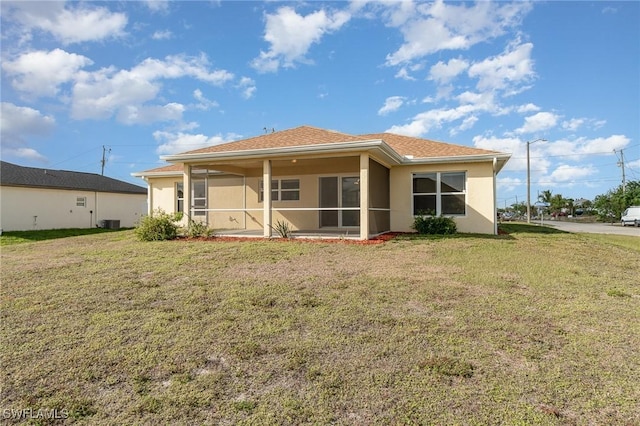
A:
620,206,640,227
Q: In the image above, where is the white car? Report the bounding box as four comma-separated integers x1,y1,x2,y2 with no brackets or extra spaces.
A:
620,206,640,227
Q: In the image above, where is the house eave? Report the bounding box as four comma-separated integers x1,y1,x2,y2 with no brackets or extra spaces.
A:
402,153,511,172
160,139,406,165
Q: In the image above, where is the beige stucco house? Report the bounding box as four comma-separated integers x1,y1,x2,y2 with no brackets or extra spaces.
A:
0,161,147,231
133,126,510,240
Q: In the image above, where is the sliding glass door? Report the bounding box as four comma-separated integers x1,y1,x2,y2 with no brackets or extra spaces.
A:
319,176,360,228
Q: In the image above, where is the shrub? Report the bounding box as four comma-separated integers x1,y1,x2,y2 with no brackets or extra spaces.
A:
135,209,182,241
412,215,457,235
271,220,293,238
185,219,214,238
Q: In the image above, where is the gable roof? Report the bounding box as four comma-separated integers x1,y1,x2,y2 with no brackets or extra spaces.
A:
138,125,510,175
1,161,147,194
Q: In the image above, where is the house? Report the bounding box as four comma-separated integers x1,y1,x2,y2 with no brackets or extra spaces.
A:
0,161,147,231
133,126,510,239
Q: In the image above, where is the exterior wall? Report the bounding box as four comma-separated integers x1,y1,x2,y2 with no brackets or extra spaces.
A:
0,186,146,231
149,177,180,214
143,157,497,235
389,162,496,234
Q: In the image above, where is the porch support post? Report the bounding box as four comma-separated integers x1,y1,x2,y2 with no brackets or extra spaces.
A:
183,164,192,225
359,153,370,240
263,159,272,238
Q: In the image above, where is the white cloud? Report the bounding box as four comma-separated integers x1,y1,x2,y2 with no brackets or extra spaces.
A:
2,49,93,97
237,77,257,99
562,118,585,132
497,176,522,192
384,0,532,65
378,96,405,116
153,130,239,155
468,41,535,93
395,67,416,81
547,164,597,183
192,89,219,110
546,135,630,159
71,54,234,123
517,103,540,113
388,91,499,137
473,134,550,174
252,6,350,73
152,30,173,40
144,1,170,13
515,111,560,134
2,1,127,45
0,102,55,161
428,57,469,84
117,103,185,125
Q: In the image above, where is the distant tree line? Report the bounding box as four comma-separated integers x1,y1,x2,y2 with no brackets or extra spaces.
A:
500,180,640,222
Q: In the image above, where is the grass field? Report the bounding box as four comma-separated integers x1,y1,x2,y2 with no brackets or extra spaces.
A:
1,225,638,424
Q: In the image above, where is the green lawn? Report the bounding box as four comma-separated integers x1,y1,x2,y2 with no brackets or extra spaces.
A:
1,227,638,424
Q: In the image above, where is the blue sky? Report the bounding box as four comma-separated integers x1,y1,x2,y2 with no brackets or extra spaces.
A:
1,0,638,206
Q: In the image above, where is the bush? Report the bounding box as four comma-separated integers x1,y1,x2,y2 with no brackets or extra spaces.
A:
412,215,457,235
271,220,293,238
135,209,182,241
185,219,214,238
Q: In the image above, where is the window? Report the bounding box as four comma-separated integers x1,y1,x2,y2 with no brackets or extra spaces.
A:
259,179,300,202
413,172,466,216
76,197,86,207
192,179,206,216
176,183,184,213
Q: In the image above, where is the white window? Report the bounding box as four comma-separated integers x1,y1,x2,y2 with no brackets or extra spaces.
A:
412,172,466,216
259,179,300,202
76,197,86,207
176,183,184,213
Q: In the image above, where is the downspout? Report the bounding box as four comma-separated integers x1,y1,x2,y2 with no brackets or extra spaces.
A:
493,157,498,235
94,191,98,228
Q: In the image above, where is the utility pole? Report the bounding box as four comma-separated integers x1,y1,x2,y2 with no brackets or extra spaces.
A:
101,145,111,176
615,149,626,193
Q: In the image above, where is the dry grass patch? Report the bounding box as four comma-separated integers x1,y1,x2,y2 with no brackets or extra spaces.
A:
1,227,639,424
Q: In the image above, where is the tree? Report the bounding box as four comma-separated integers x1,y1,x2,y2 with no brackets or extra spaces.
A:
592,180,640,222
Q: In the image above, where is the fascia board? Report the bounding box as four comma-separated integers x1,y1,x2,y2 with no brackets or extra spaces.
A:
402,153,511,168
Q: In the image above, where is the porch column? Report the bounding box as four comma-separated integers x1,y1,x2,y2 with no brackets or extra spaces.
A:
183,164,191,224
263,159,272,238
359,153,370,240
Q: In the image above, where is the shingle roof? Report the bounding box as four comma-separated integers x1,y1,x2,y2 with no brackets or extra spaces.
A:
359,132,500,158
183,125,364,155
178,125,501,157
140,125,508,174
1,161,147,194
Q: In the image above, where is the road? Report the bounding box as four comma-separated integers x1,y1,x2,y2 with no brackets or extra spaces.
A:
543,220,640,236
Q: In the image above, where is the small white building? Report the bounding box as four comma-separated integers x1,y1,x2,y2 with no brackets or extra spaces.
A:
0,161,147,232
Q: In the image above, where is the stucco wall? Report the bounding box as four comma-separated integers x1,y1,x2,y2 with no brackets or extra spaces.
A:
0,186,147,231
143,158,497,235
389,162,496,234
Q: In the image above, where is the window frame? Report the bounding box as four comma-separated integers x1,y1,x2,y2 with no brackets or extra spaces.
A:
259,178,300,202
176,182,184,213
412,171,467,217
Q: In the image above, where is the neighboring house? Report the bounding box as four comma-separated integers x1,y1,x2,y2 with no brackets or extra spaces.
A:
133,125,510,239
0,161,147,231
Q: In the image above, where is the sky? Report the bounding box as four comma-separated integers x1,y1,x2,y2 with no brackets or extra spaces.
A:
1,0,639,207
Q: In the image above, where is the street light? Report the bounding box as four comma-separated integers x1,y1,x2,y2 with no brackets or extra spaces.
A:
527,138,547,224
